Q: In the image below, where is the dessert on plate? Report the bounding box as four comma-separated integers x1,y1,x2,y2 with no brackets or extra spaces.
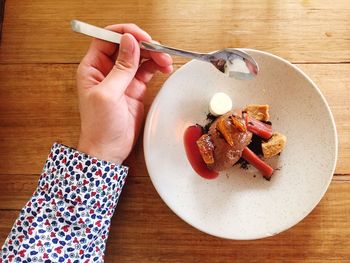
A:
184,93,286,180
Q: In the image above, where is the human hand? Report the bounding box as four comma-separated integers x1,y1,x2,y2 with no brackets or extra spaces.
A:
76,24,173,164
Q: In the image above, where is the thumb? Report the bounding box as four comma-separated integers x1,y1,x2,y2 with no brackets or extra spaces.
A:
103,33,140,93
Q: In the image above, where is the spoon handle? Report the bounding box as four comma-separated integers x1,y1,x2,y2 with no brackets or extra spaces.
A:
140,41,209,62
71,20,209,62
71,20,122,44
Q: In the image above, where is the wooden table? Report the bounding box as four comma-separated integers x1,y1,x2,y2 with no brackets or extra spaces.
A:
0,1,349,262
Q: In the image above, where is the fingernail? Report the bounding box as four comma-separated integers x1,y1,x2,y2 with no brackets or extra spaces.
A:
163,53,173,63
150,40,160,44
163,53,171,59
121,34,135,54
142,30,152,40
164,65,174,74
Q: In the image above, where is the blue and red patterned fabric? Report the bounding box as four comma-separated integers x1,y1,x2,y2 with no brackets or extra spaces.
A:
0,143,128,262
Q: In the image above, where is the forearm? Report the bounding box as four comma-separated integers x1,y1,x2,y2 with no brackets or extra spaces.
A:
0,143,128,262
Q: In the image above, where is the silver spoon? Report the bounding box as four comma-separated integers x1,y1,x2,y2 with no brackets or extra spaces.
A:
71,20,259,80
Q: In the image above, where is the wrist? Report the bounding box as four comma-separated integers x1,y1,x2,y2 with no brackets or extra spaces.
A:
77,137,125,164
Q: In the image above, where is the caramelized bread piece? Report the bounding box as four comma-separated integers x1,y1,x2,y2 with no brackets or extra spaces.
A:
245,104,270,121
262,132,287,158
196,134,215,164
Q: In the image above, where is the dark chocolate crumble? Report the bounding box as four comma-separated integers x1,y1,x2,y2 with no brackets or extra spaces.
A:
203,113,218,133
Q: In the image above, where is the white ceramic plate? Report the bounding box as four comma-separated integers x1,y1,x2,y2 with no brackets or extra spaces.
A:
143,49,337,240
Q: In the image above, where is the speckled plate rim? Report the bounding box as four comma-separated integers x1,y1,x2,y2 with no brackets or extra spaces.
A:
143,49,338,240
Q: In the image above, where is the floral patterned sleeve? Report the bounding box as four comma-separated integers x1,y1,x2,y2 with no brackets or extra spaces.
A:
0,143,128,263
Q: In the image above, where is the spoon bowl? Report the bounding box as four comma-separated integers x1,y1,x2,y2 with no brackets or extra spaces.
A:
208,49,259,80
140,42,259,80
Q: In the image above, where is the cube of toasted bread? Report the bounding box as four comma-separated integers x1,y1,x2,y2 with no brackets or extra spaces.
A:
196,134,215,164
245,104,270,121
262,132,287,158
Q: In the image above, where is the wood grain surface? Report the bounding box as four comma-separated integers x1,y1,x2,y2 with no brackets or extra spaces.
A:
1,0,350,64
0,0,349,262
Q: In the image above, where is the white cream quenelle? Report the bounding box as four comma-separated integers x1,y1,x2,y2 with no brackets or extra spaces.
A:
209,92,233,116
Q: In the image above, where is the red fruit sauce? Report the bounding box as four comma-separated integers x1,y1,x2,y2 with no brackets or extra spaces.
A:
183,125,219,179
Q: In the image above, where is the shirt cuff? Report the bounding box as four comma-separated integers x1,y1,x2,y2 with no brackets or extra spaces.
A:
38,143,128,216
